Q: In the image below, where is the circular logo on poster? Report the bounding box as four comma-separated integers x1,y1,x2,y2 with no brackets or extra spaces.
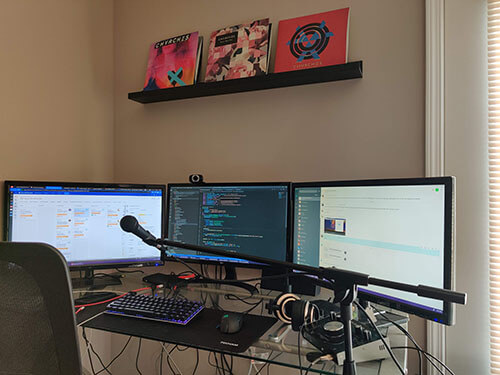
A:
286,21,334,62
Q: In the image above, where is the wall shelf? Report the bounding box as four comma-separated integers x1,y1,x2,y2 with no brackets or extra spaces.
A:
128,61,363,104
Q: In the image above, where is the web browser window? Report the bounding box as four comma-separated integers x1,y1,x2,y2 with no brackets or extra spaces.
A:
7,184,163,266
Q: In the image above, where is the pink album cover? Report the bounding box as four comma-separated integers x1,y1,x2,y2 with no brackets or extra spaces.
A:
205,19,271,82
143,32,202,90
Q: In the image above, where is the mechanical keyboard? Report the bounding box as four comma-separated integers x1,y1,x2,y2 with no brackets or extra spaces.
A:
105,292,204,325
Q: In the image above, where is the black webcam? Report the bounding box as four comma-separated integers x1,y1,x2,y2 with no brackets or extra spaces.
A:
189,174,204,184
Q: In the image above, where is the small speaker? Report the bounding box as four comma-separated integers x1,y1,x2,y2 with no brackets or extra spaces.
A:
189,174,204,184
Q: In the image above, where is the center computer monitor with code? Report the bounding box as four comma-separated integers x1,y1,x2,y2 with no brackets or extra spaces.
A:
166,183,290,278
292,177,456,325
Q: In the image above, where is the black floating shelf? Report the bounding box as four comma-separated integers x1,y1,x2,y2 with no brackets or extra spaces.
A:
128,61,363,104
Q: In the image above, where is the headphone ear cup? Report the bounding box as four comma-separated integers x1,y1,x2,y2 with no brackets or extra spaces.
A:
291,300,307,331
309,303,320,323
270,293,300,324
291,300,321,331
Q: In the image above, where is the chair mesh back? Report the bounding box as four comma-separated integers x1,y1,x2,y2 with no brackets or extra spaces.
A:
0,243,81,375
0,261,60,374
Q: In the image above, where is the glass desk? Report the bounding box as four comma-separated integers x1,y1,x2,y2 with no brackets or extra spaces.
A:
75,275,408,375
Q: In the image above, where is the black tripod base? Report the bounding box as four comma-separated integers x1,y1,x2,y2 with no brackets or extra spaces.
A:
342,360,356,375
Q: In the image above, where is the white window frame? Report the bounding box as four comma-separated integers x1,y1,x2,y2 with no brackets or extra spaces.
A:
426,1,446,374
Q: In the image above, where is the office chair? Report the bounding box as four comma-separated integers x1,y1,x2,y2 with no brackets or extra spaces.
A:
0,242,82,374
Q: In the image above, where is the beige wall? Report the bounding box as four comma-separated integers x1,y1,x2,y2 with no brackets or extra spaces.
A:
113,0,425,185
1,0,115,369
0,0,115,230
113,1,426,373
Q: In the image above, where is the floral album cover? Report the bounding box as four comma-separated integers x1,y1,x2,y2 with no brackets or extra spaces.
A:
205,18,271,82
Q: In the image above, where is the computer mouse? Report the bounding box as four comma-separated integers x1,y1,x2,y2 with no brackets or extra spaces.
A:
219,312,243,334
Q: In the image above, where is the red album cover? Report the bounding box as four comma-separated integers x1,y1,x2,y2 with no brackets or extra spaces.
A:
274,8,349,73
143,32,201,91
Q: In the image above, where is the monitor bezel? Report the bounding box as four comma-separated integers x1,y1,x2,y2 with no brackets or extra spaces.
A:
4,180,166,271
291,176,455,325
165,182,292,269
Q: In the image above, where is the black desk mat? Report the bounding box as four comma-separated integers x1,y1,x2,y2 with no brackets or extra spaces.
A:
82,308,277,353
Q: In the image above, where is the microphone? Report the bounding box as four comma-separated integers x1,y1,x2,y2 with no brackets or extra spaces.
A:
120,216,259,295
120,215,157,246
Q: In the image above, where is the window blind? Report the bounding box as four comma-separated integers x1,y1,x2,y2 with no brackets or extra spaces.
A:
489,1,500,373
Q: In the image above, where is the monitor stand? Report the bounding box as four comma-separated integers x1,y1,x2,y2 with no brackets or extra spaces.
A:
224,264,237,280
71,269,122,290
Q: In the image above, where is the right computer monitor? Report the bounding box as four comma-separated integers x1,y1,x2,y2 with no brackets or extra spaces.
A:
292,177,455,325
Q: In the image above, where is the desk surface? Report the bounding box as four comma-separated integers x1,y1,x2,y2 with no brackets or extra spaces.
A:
84,308,276,354
75,274,407,375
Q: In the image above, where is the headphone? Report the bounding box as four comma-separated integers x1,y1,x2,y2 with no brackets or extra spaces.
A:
267,292,324,331
267,292,352,355
267,293,378,357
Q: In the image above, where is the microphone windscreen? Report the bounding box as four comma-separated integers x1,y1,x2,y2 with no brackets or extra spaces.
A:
120,215,138,233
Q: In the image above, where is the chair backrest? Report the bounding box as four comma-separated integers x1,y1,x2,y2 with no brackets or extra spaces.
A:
0,242,82,375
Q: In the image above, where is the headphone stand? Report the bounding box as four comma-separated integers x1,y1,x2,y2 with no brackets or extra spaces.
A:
268,323,292,343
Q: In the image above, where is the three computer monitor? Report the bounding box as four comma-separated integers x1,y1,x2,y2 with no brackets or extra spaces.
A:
4,181,165,284
292,177,455,325
3,177,456,324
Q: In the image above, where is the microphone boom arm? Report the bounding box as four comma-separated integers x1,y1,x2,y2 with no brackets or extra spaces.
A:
154,238,466,305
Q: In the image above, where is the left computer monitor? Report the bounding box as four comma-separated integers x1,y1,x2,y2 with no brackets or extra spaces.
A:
4,181,165,287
